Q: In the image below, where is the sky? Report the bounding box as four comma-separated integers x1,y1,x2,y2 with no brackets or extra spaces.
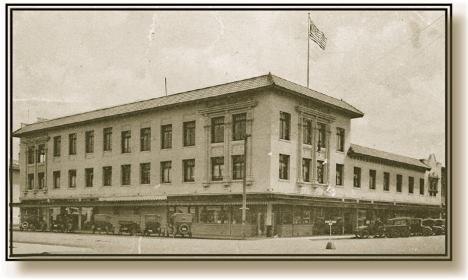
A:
11,10,446,163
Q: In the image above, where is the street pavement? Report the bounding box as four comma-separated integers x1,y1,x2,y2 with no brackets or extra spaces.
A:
10,231,446,255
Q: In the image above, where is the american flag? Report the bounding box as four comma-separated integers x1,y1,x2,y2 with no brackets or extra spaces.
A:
309,19,327,50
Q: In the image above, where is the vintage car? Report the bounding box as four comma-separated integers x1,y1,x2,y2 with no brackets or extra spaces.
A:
408,218,433,236
422,218,445,235
354,220,385,239
143,221,162,236
383,217,412,238
169,213,193,238
19,216,47,232
92,214,114,234
118,221,141,235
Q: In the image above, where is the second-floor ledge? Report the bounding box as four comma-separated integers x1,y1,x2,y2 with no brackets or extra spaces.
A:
203,178,254,188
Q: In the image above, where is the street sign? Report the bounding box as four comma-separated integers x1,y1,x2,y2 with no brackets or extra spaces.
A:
325,220,336,225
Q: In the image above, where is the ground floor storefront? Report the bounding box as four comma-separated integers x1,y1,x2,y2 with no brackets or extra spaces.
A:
14,194,444,238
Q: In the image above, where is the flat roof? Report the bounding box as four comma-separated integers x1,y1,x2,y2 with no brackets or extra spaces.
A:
13,73,364,137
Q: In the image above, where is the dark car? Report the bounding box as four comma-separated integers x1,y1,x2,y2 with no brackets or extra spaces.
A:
92,220,114,234
169,213,193,238
19,216,47,232
354,219,385,239
118,221,141,235
408,218,433,236
143,221,162,236
422,218,445,235
383,217,411,238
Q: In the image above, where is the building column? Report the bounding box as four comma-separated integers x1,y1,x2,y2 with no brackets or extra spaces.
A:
297,113,303,183
203,116,211,186
224,112,231,184
325,124,331,184
246,111,254,181
78,207,82,231
311,117,317,182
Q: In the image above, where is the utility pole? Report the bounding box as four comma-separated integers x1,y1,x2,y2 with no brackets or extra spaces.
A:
241,133,251,239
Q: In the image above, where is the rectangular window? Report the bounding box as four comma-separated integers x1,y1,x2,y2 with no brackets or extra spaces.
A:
183,121,196,146
121,164,131,185
85,168,94,187
232,113,247,141
183,159,195,182
317,160,324,184
211,157,224,181
140,163,151,184
38,172,45,189
429,177,438,196
369,169,376,190
37,144,46,163
384,172,390,191
279,112,290,140
211,117,225,143
161,124,172,149
409,176,414,194
53,136,61,157
279,154,290,180
27,147,35,164
140,127,151,151
121,130,131,153
69,169,76,188
353,167,361,188
85,131,94,153
69,133,77,155
103,127,112,151
336,128,345,152
232,155,245,180
419,178,425,195
53,171,60,189
303,119,312,145
27,174,34,190
317,123,326,150
336,164,344,186
302,158,311,182
103,166,112,186
396,174,402,192
161,161,172,183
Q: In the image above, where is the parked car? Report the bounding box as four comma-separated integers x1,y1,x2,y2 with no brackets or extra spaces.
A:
354,219,385,239
383,217,411,238
118,221,141,235
422,218,445,235
92,214,114,234
19,216,47,232
169,213,193,238
407,218,433,236
143,221,162,236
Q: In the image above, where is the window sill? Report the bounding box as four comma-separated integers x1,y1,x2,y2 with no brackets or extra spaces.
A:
182,145,196,148
279,179,290,182
183,181,196,184
160,148,172,150
335,150,345,154
279,139,291,143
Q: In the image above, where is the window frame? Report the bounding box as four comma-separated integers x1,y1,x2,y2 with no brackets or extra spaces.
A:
53,171,60,189
161,124,173,149
279,112,291,140
85,130,94,153
160,161,172,183
232,113,247,141
121,130,131,153
211,157,224,181
183,121,196,147
85,168,94,187
383,172,390,191
53,136,61,157
121,164,131,186
302,158,311,182
419,178,425,195
103,127,112,152
140,127,151,152
69,133,77,155
409,176,414,194
68,169,77,188
140,162,151,184
336,127,345,152
353,167,361,188
369,169,376,190
396,174,402,192
303,118,312,145
37,172,45,189
317,123,327,149
103,166,112,186
211,116,225,143
279,154,290,180
232,155,245,180
183,159,195,182
336,164,344,186
316,160,324,184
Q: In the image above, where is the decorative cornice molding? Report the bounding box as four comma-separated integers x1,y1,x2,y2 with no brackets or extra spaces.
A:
198,100,257,116
295,105,335,122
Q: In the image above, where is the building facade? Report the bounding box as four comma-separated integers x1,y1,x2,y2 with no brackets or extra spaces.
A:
12,74,444,238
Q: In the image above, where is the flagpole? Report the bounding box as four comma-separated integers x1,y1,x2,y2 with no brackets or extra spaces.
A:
307,13,310,88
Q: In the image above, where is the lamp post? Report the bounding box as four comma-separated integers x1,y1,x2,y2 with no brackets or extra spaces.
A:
241,133,251,239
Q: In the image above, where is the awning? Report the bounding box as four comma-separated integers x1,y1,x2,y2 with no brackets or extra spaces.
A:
98,195,167,202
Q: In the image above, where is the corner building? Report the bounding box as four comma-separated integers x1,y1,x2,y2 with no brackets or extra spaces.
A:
13,74,444,238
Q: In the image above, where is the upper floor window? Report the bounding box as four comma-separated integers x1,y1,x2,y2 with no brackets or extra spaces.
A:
232,155,245,180
53,136,61,157
161,124,172,149
353,167,361,188
396,174,402,192
161,161,172,183
336,164,344,186
429,177,438,196
384,172,390,191
27,174,34,190
279,112,290,140
302,158,311,182
121,164,131,185
279,154,290,180
211,157,224,181
121,130,131,153
140,127,151,151
303,119,312,145
317,160,324,184
53,171,60,189
85,131,94,153
38,172,45,189
419,178,425,195
69,133,77,155
69,169,77,188
317,123,327,150
140,163,151,184
183,121,196,147
37,144,46,163
232,113,247,141
336,128,345,152
103,127,112,151
85,168,94,187
183,159,195,182
27,147,35,164
369,169,376,190
408,176,414,194
103,166,112,186
211,117,224,143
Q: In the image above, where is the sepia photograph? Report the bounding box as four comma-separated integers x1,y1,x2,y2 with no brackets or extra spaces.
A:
6,3,451,260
